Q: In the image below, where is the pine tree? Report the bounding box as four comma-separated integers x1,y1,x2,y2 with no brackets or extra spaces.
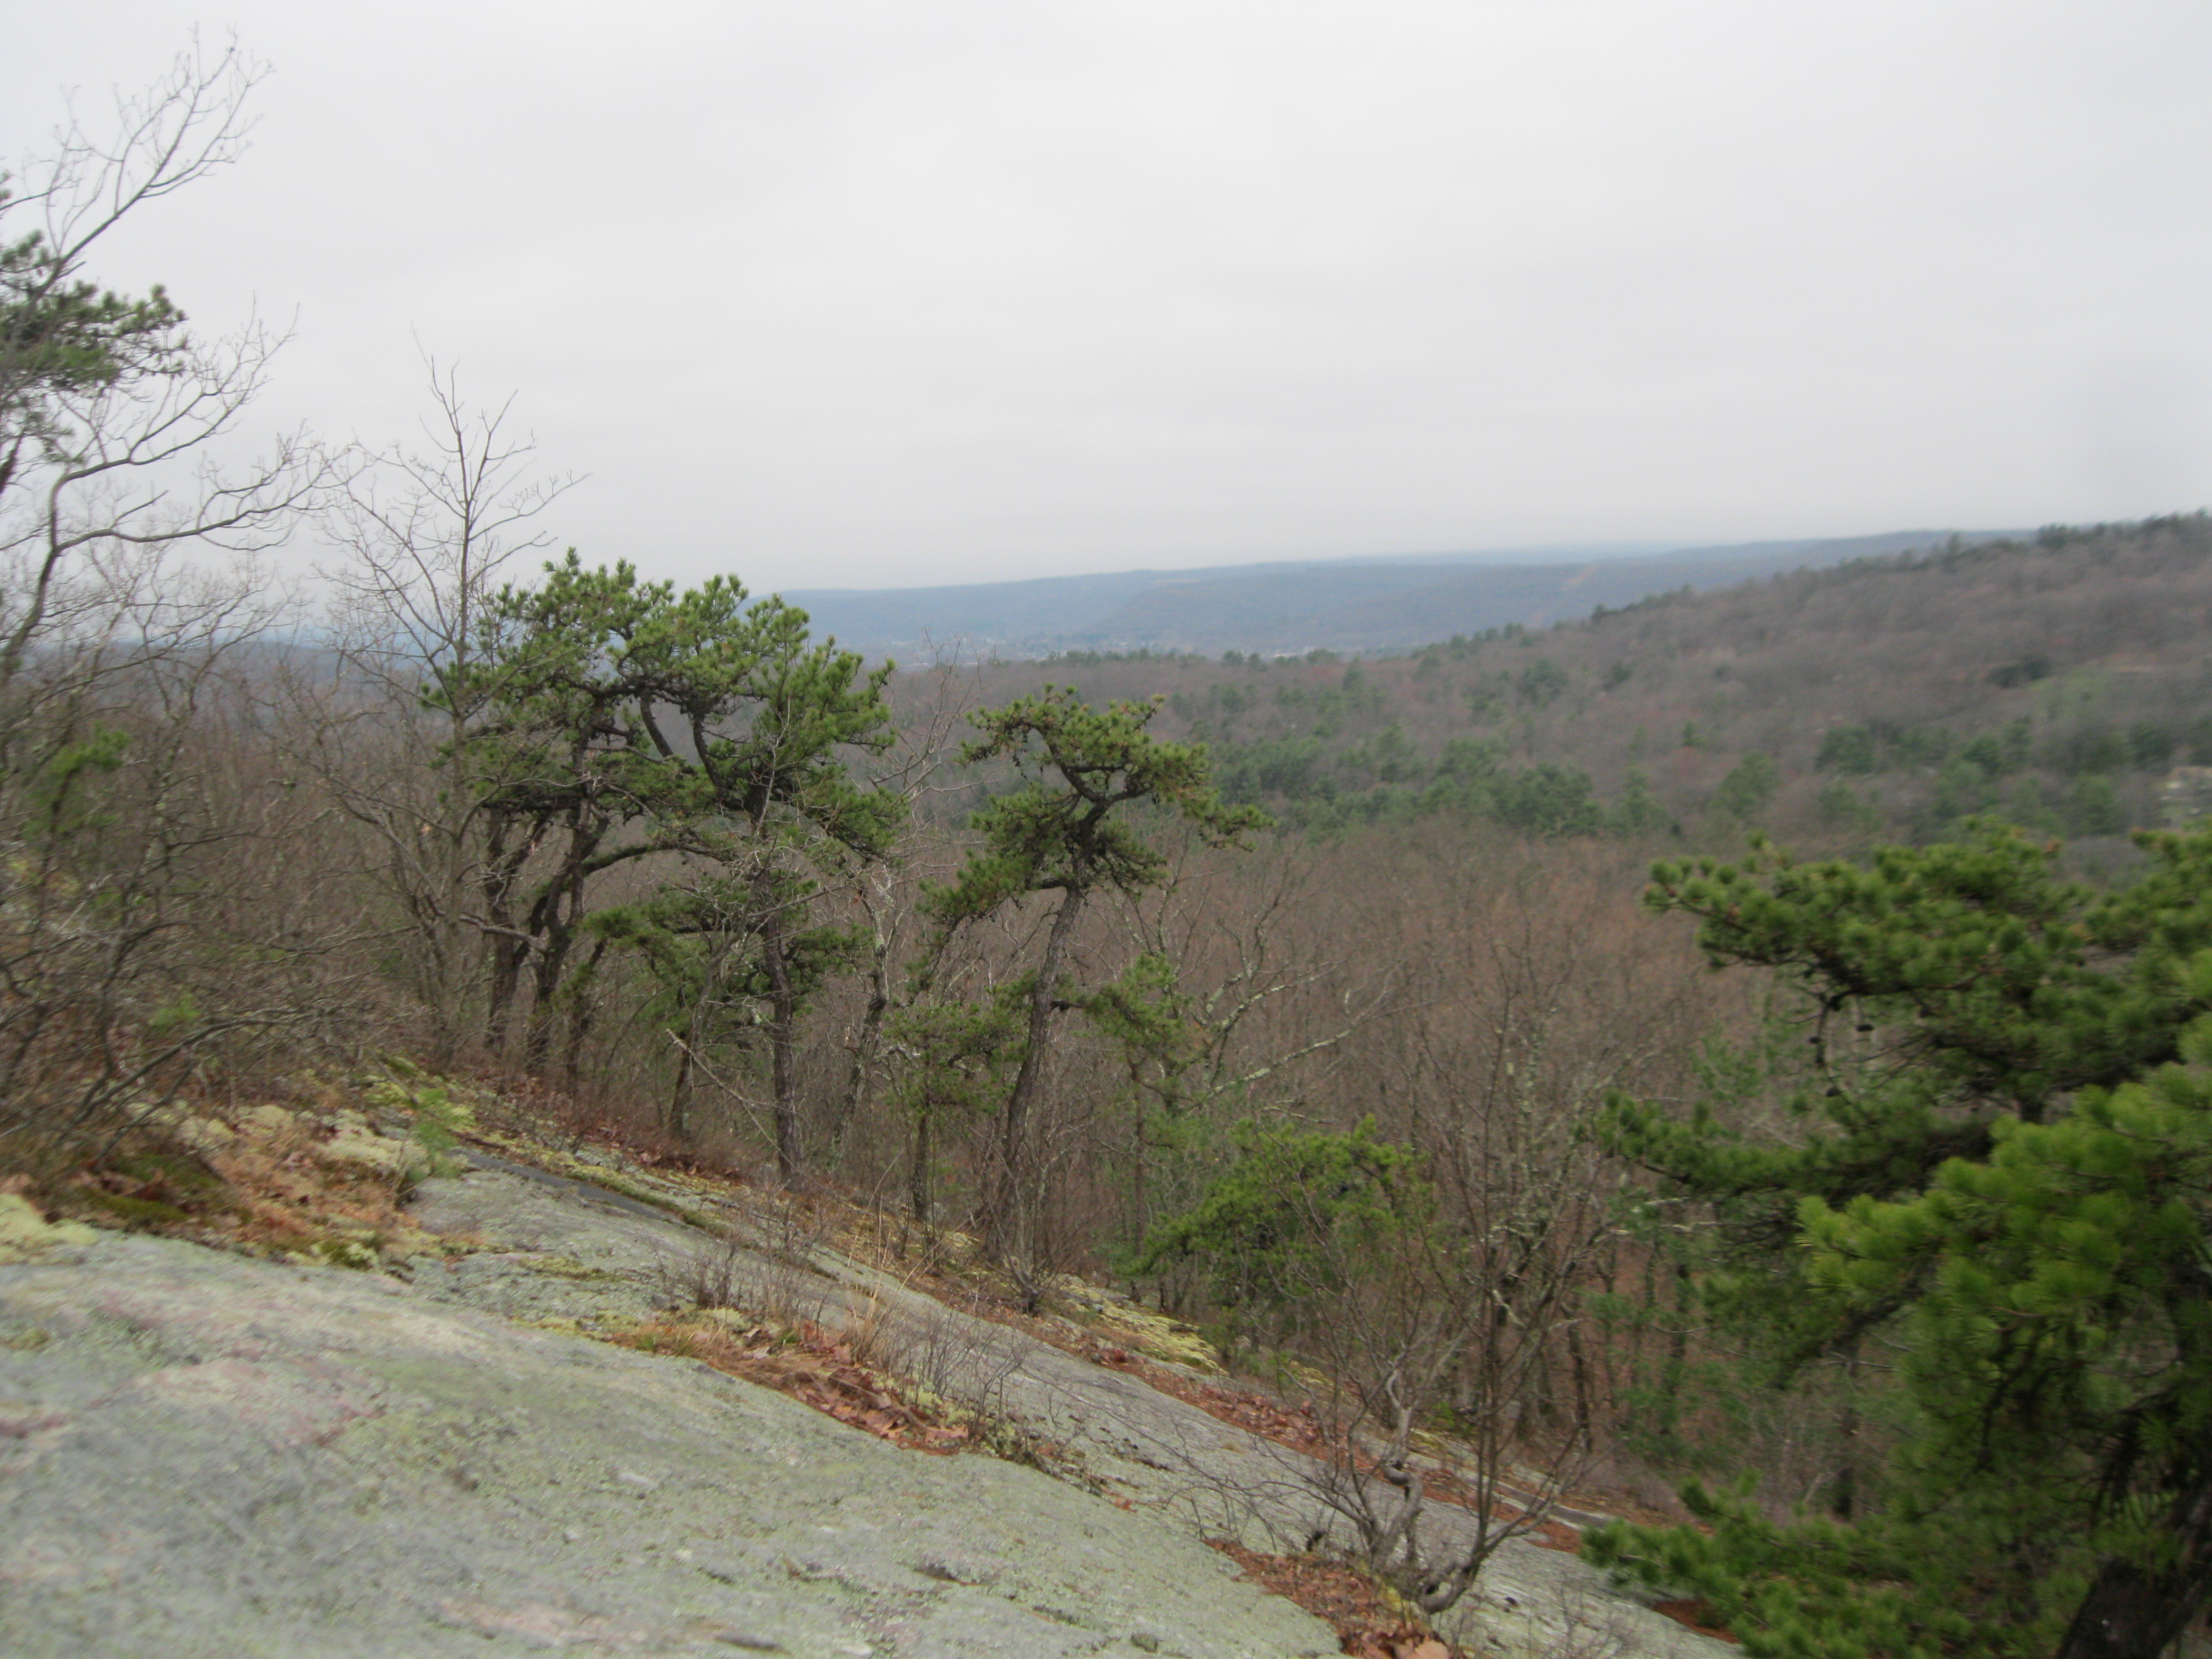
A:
442,556,899,1178
1590,822,2212,1658
922,687,1266,1261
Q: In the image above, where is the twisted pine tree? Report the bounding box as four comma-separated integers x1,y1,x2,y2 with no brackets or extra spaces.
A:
923,687,1266,1262
439,555,899,1178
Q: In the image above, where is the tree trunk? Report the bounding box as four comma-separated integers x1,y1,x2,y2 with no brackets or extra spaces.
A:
409,858,463,1067
910,1106,932,1230
523,926,571,1074
1127,1087,1149,1262
419,769,481,1066
2056,1474,2212,1659
479,818,532,1057
560,938,605,1091
1655,1262,1693,1447
486,936,524,1057
668,1041,693,1141
763,913,802,1185
522,829,598,1074
1567,1320,1596,1455
989,880,1086,1261
1832,1344,1861,1522
830,952,889,1171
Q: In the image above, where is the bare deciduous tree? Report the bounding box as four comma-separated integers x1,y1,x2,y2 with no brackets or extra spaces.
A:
299,361,576,1058
0,43,349,1167
2,41,324,723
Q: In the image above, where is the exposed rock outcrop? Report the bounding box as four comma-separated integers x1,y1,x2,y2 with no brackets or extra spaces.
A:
0,1230,1338,1658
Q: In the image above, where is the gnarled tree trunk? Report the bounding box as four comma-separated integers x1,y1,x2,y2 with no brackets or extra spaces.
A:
988,878,1085,1262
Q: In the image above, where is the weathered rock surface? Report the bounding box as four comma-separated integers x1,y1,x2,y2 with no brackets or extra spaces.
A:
0,1150,1726,1657
0,1231,1337,1657
405,1160,1727,1657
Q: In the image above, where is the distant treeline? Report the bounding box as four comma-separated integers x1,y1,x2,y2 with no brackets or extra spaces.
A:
964,514,2212,857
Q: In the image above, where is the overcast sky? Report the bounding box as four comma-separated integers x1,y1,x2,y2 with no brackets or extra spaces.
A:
8,3,2210,592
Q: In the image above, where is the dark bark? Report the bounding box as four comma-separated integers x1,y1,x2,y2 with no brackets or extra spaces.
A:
830,952,889,1170
1567,1320,1595,1454
910,1106,932,1230
1655,1261,1694,1444
988,879,1086,1261
2056,1475,2212,1659
484,937,523,1058
560,938,605,1091
522,917,573,1073
1126,1086,1149,1261
667,1042,693,1141
518,803,613,1074
479,818,530,1057
762,911,802,1185
1832,1344,1861,1522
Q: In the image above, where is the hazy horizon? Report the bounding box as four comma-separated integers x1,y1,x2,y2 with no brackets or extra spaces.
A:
771,527,2007,599
9,5,2207,593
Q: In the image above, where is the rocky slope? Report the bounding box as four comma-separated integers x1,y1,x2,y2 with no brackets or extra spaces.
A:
0,1125,1726,1657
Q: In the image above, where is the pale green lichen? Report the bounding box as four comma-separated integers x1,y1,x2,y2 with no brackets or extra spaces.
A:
0,1195,97,1262
468,1129,720,1231
363,1068,480,1138
309,1235,383,1271
1089,1299,1224,1374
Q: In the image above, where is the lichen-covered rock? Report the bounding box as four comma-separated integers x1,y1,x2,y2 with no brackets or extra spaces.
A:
0,1196,96,1264
173,1116,236,1157
239,1103,302,1139
0,1234,1342,1658
138,1106,236,1158
317,1124,433,1184
404,1162,1730,1659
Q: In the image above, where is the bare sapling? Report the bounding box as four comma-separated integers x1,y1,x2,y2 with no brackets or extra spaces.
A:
1297,1186,1603,1617
305,358,575,1062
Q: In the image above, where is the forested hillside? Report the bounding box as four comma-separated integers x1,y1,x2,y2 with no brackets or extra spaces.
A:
783,528,1988,658
945,515,2212,859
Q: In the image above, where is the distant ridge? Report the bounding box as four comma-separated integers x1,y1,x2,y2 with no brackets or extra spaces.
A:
780,531,2011,659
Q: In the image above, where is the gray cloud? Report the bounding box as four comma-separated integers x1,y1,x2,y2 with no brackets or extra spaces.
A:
9,1,2209,591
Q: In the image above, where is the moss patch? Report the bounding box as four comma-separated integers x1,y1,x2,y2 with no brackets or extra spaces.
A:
467,1129,721,1231
73,1189,193,1229
517,1254,632,1284
1087,1299,1224,1374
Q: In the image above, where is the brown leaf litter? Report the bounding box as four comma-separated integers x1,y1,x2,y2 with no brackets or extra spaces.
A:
1209,1540,1460,1658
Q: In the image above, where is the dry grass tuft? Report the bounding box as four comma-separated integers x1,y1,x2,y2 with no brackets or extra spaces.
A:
32,1084,471,1272
609,1313,975,1453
